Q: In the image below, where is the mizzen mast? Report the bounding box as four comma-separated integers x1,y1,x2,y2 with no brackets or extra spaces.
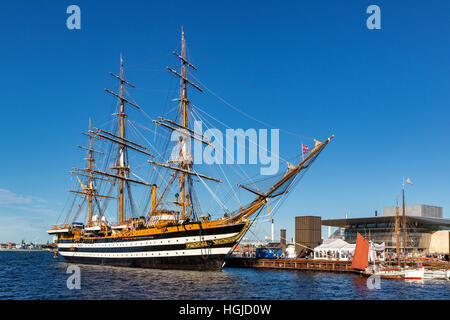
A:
70,119,114,226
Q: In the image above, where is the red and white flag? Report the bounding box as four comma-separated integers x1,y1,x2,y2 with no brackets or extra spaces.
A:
302,144,308,155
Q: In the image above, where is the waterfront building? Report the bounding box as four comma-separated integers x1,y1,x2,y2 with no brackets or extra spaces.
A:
295,216,321,257
322,204,450,257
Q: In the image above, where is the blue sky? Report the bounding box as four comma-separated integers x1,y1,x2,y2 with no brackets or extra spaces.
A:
1,0,449,243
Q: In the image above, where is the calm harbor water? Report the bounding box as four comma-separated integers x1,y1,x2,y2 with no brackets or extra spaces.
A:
0,251,449,300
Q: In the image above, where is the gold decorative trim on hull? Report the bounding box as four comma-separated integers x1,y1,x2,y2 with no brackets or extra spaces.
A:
186,220,250,249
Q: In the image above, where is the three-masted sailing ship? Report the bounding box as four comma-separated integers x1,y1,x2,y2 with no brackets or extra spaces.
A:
47,31,333,270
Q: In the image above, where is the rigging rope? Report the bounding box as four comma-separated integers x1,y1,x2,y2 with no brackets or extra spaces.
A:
191,106,261,191
188,71,313,140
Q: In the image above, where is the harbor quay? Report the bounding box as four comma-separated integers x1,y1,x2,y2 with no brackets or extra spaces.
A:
225,206,450,275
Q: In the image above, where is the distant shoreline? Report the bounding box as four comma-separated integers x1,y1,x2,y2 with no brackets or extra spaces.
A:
0,248,48,252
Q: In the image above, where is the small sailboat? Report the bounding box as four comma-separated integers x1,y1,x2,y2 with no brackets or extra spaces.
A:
352,233,404,280
352,183,447,280
401,267,425,280
375,199,424,279
424,269,450,280
353,213,425,281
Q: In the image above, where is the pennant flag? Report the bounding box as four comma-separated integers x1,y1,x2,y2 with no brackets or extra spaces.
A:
406,178,413,185
78,204,81,210
302,144,308,155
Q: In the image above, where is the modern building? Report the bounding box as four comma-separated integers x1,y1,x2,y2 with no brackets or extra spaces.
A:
382,204,443,218
295,216,321,257
322,204,450,256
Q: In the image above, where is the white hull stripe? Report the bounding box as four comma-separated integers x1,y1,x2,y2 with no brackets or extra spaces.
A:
58,232,239,249
59,246,233,259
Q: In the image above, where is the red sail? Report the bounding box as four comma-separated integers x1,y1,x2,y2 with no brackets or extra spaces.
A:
351,233,369,270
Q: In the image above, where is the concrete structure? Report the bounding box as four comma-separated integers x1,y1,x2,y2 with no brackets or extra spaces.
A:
280,229,286,251
295,216,321,257
428,231,450,254
383,204,443,218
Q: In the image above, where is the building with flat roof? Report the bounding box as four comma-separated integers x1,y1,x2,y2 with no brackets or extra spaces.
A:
322,204,450,255
295,216,321,257
382,204,443,218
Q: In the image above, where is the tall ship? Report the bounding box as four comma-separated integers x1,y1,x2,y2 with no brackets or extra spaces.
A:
47,31,333,270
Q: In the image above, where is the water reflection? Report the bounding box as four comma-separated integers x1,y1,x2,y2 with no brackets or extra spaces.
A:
1,252,449,300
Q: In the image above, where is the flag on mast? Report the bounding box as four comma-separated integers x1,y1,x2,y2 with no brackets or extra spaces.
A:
406,178,413,185
302,144,308,155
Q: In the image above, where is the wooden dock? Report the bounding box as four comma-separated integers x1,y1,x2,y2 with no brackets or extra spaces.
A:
225,257,450,273
225,257,356,273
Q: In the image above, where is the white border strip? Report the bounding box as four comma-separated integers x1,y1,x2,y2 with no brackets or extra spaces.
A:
59,246,233,259
58,232,238,249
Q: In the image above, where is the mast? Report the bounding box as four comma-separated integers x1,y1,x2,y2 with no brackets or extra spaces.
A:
179,29,188,220
70,121,114,225
164,28,204,222
87,118,94,225
118,55,126,224
395,198,401,269
104,54,144,225
402,181,407,260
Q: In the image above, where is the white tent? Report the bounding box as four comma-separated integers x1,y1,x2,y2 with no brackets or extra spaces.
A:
314,239,386,262
313,239,355,261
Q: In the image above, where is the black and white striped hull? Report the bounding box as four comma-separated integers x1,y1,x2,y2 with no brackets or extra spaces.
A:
57,223,245,270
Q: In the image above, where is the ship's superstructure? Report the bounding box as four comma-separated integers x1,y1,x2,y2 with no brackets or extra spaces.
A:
47,30,333,270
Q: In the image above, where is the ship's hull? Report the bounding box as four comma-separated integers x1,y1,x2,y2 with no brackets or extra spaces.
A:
61,253,227,270
57,222,245,270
